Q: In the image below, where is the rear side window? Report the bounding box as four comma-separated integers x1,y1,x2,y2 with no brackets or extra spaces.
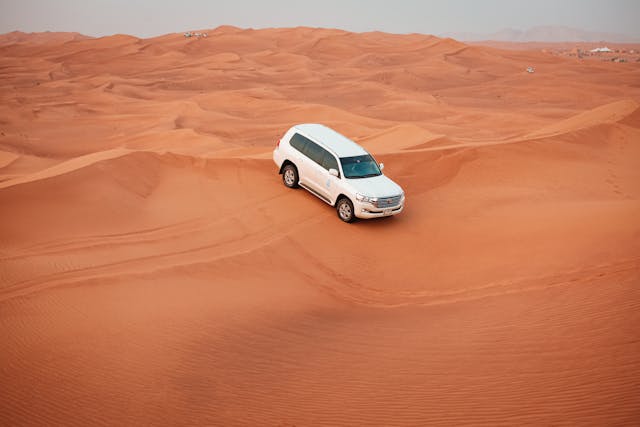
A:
289,133,308,153
290,132,339,175
302,141,325,165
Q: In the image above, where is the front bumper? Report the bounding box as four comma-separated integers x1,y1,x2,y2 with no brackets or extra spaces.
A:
354,200,404,219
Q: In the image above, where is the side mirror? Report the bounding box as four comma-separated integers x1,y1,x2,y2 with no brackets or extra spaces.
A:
379,163,384,171
328,168,339,177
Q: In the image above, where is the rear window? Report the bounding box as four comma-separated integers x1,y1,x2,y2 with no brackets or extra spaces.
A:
289,133,308,153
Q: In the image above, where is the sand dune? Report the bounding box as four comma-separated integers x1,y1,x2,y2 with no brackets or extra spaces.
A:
0,30,91,46
1,27,639,426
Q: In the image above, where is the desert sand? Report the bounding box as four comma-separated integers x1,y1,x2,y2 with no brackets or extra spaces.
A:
1,27,639,425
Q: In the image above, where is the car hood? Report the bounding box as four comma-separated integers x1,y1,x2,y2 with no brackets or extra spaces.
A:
344,174,403,198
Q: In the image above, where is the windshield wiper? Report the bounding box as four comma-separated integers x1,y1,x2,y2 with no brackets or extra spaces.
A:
347,173,379,179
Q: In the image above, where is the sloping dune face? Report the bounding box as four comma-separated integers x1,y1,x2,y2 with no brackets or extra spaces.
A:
1,27,640,425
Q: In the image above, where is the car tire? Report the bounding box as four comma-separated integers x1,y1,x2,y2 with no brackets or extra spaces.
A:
336,197,355,223
282,164,299,188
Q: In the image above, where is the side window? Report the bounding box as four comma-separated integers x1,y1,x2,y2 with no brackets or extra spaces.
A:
302,140,326,165
290,133,339,175
289,133,307,153
321,151,339,173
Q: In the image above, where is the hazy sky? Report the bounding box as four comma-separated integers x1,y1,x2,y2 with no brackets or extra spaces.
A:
1,0,638,38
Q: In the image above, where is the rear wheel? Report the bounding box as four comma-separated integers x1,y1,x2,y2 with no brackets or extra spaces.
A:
282,164,299,188
336,197,355,223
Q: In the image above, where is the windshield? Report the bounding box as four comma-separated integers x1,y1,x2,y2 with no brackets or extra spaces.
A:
340,155,381,179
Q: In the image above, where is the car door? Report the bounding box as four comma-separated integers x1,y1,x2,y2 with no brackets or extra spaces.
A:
288,133,313,187
299,139,328,196
316,150,341,203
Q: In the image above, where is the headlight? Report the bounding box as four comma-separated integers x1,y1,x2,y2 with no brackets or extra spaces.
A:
356,193,378,203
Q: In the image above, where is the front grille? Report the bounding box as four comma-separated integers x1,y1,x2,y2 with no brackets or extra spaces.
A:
374,195,402,208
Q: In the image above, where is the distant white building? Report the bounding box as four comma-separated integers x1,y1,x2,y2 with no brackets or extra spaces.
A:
184,31,208,39
590,47,613,53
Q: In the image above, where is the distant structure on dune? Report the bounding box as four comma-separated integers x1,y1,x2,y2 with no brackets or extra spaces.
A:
183,31,208,39
590,46,613,53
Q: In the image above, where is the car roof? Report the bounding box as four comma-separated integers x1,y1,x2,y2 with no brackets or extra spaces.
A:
293,123,368,158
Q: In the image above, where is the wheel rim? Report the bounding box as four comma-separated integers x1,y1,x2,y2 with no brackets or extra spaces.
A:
339,201,352,220
284,169,295,185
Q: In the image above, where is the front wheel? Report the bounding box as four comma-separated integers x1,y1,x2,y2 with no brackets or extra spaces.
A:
336,198,355,223
282,164,299,188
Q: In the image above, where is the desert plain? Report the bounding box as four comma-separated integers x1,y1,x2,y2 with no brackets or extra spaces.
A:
1,27,640,425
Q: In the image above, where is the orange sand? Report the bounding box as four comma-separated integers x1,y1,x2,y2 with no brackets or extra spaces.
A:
1,27,640,425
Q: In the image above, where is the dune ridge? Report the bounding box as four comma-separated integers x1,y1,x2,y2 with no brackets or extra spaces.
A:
1,27,639,426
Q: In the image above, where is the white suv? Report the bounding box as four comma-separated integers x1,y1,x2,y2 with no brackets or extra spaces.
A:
273,124,405,222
